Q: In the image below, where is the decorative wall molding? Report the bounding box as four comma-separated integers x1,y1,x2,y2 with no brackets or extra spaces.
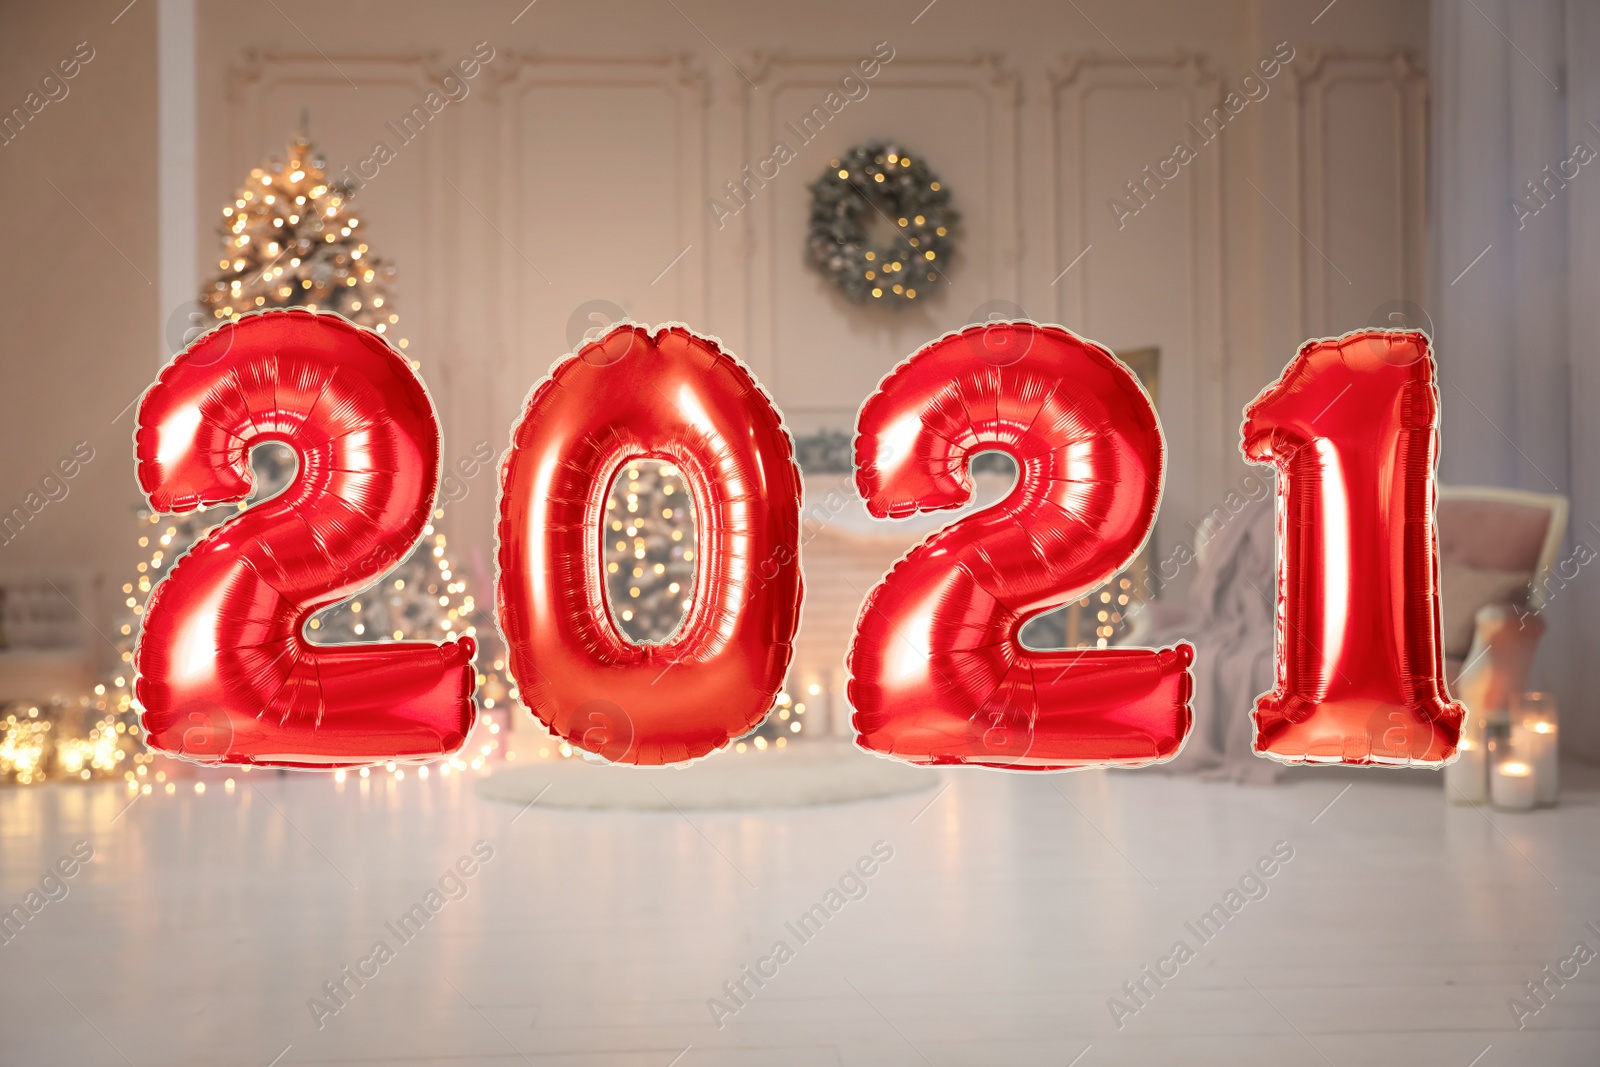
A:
1047,51,1221,333
215,40,1430,594
223,50,714,506
1289,49,1427,336
224,51,450,171
1049,51,1227,509
224,49,457,422
738,53,1022,400
497,53,712,324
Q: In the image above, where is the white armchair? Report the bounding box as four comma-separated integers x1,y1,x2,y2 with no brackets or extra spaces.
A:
1131,486,1569,781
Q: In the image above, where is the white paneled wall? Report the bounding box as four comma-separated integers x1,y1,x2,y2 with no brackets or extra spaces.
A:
178,0,1430,629
1291,50,1428,336
1051,52,1228,551
744,52,1021,418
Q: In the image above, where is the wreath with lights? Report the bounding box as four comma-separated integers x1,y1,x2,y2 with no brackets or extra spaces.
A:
805,141,957,306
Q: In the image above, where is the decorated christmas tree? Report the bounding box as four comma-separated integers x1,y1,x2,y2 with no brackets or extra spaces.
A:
203,137,397,332
603,459,697,643
598,460,800,753
86,136,516,787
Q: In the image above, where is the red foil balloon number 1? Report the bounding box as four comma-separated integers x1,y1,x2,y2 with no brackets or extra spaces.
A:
496,325,803,765
847,323,1194,770
134,310,478,767
1242,329,1463,766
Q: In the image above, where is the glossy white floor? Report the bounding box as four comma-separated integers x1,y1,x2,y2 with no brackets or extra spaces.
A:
2,754,1597,1066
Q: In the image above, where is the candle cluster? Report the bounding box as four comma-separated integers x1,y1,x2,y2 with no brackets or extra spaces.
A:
1448,692,1558,811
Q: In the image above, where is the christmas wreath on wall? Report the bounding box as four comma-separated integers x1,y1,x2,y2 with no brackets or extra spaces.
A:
805,141,957,306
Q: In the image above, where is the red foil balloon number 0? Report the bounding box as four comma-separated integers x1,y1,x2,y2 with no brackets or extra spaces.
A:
496,325,803,765
134,311,477,767
1242,329,1462,765
847,324,1194,769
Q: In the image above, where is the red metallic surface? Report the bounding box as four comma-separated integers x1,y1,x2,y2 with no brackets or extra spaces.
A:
496,325,803,765
847,322,1193,770
134,310,477,767
1242,328,1462,766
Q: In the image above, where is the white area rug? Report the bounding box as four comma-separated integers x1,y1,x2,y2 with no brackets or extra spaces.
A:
476,739,937,811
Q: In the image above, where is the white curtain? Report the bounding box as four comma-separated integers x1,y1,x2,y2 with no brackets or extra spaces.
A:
1432,0,1600,757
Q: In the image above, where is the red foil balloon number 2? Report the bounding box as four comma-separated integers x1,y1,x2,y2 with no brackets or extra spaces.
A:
1242,329,1463,766
134,311,477,767
848,324,1194,770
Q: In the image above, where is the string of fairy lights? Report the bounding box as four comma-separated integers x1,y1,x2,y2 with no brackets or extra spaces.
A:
604,460,696,641
0,138,811,787
602,459,808,751
19,452,808,790
206,143,398,335
0,138,515,787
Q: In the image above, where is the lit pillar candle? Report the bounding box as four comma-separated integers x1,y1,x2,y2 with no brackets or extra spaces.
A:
1446,713,1488,804
1514,693,1559,806
1515,717,1559,805
1491,760,1537,811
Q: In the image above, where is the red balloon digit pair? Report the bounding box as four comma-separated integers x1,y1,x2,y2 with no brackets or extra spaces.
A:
493,320,1192,770
134,314,803,769
850,324,1461,771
